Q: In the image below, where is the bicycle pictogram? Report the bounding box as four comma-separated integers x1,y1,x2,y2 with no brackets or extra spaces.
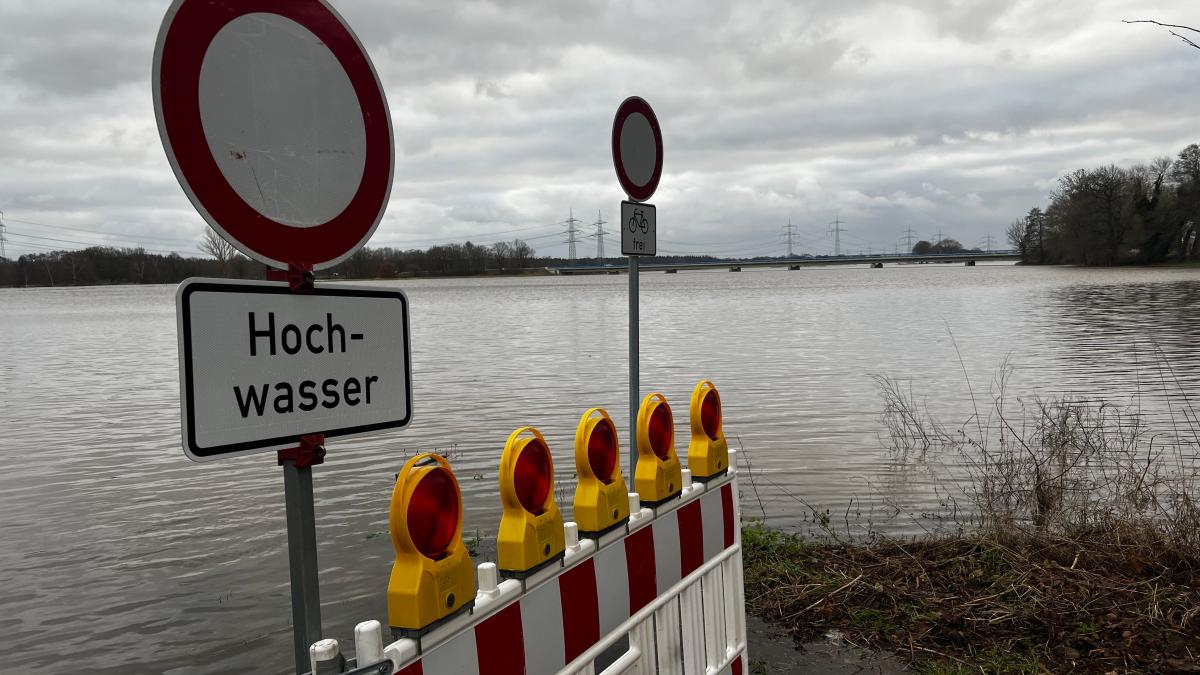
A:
628,209,649,234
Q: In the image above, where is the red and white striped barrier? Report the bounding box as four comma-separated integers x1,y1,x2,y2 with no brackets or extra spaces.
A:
320,453,747,675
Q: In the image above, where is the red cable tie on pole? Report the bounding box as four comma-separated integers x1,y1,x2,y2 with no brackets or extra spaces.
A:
265,262,316,294
278,434,327,468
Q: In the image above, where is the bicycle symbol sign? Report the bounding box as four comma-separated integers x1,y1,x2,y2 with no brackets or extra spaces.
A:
620,200,655,256
628,208,650,234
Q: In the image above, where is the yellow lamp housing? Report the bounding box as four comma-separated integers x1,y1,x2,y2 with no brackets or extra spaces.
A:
687,380,729,482
497,427,566,578
572,408,631,537
386,453,475,637
635,392,683,507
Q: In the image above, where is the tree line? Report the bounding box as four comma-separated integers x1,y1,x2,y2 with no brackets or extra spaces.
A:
3,234,730,287
329,238,537,279
0,236,545,288
911,239,969,255
1008,143,1200,265
0,246,244,287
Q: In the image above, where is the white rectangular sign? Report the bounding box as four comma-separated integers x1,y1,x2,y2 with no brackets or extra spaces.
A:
621,200,656,256
176,278,412,461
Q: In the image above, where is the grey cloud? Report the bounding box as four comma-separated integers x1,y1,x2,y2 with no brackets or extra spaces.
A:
0,1,161,95
0,0,1197,260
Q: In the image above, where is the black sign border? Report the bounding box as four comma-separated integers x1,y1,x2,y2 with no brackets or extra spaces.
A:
179,280,413,460
620,200,657,257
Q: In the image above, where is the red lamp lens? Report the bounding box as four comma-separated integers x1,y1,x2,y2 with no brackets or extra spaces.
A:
588,418,618,483
406,467,459,559
648,404,673,460
700,389,721,440
514,439,552,515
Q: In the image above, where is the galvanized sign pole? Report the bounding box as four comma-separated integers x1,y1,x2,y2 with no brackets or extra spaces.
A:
611,96,663,480
282,450,323,672
628,255,639,477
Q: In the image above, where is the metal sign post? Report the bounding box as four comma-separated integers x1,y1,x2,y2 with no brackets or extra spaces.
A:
610,96,663,479
279,433,326,672
628,255,639,477
153,2,398,672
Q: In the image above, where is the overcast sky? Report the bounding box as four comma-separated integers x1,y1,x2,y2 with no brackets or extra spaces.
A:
1,0,1197,260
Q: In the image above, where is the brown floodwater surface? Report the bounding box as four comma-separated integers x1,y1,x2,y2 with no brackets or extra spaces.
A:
2,264,1198,672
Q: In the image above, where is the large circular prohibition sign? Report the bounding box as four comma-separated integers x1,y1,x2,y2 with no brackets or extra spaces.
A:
611,96,663,203
153,0,394,270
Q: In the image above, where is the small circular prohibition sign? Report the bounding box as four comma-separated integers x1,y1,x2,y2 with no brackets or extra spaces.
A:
153,0,394,270
611,96,663,203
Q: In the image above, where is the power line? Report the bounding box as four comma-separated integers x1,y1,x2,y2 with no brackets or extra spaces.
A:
658,236,784,252
980,234,996,252
373,227,564,249
783,219,797,257
658,235,783,247
5,229,184,255
376,220,565,246
2,216,197,245
901,226,917,252
828,213,846,257
0,208,583,258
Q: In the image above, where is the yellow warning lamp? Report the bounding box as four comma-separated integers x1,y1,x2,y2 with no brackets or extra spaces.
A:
386,453,475,636
635,392,683,506
497,427,566,577
687,380,729,482
572,408,631,537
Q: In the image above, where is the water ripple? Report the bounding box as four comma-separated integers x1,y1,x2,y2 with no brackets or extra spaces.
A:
2,265,1198,672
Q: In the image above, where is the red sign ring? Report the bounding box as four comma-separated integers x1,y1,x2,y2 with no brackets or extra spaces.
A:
154,0,393,270
611,96,663,203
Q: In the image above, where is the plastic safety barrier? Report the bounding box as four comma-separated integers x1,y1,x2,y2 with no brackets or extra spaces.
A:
314,456,747,675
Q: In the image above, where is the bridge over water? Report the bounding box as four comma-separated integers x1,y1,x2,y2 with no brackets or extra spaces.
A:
548,251,1020,274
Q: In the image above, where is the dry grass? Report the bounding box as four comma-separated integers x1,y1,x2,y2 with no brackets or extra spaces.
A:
742,356,1200,673
743,526,1200,673
873,356,1200,557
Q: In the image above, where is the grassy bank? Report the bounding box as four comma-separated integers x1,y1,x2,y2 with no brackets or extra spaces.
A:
742,359,1200,673
743,525,1200,673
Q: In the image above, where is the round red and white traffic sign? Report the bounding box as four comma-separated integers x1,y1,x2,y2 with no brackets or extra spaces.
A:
153,0,393,270
611,97,663,203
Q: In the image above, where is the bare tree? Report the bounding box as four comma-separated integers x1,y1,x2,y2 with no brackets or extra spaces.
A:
1006,219,1026,258
199,229,237,275
511,239,535,269
1124,19,1200,50
492,240,513,270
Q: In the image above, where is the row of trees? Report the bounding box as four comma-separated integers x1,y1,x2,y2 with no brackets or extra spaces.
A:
0,236,542,287
328,238,536,279
1008,144,1200,265
911,238,967,255
0,246,252,287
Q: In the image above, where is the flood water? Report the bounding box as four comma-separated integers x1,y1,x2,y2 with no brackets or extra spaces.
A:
3,264,1199,672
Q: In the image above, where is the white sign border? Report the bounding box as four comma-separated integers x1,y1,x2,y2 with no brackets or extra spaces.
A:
176,277,413,462
621,200,657,257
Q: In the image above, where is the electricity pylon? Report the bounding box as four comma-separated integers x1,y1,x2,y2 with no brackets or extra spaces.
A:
828,214,846,256
593,210,609,259
563,209,582,261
